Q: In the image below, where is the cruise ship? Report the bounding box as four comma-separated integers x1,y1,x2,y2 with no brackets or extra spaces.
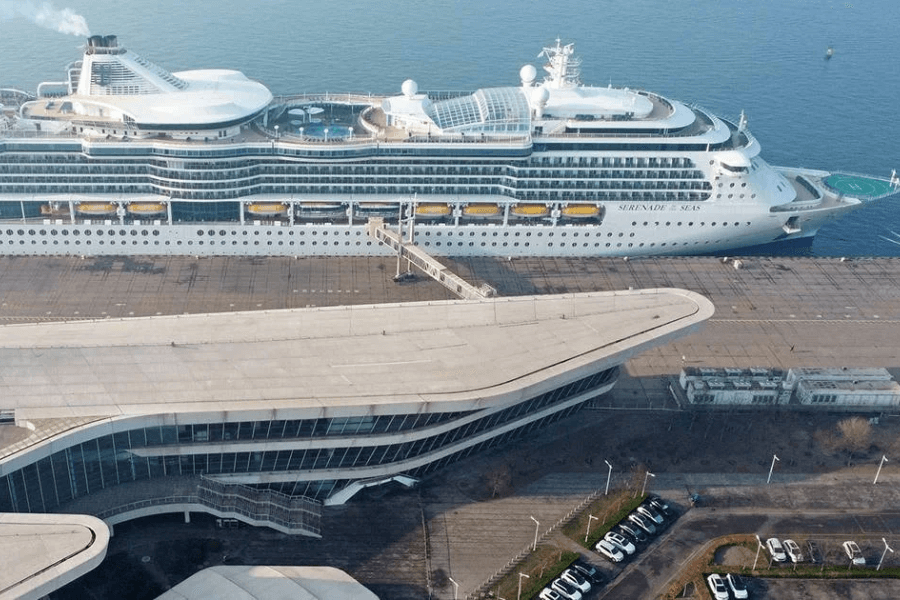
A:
0,35,897,258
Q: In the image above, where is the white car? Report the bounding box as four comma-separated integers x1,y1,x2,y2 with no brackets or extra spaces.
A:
604,531,636,555
559,569,591,594
539,589,563,600
627,513,657,535
726,573,749,599
706,574,729,600
783,539,803,563
595,539,625,563
550,578,583,600
636,504,665,525
843,541,866,566
766,537,787,562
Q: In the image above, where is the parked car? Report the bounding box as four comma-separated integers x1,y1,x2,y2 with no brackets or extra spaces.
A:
706,574,729,600
843,541,866,566
559,569,591,594
627,512,657,536
615,522,648,543
550,577,583,600
539,589,564,600
646,493,672,516
726,573,749,599
636,504,665,525
604,531,636,555
766,537,787,562
783,539,803,563
570,561,602,584
595,539,625,563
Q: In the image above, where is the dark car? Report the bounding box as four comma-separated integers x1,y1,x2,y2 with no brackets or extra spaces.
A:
616,522,648,543
570,561,603,584
646,494,673,517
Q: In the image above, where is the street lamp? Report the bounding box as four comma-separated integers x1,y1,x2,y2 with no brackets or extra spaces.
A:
274,124,279,139
752,535,765,570
517,572,530,600
604,460,613,496
530,516,540,551
767,454,780,484
448,576,459,600
642,471,655,496
585,514,598,543
875,454,889,485
878,538,894,570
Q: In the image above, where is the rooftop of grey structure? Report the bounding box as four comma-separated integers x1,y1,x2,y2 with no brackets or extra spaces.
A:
0,513,109,600
155,565,379,600
0,288,712,430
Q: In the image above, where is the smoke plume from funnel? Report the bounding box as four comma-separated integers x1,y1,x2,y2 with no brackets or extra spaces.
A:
0,1,91,37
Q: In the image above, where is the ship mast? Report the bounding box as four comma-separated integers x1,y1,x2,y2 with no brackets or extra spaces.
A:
539,38,582,89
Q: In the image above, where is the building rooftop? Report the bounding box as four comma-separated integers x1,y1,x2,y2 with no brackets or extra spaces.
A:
1,288,712,443
0,513,109,600
155,565,379,600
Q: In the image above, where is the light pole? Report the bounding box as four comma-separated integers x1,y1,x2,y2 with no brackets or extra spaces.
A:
767,454,780,484
752,535,765,571
875,454,889,485
585,514,598,543
642,471,655,496
274,124,279,140
517,572,530,600
605,460,613,496
878,538,894,570
448,576,459,600
530,516,540,551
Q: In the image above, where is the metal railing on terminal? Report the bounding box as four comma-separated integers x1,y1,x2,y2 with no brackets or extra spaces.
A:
95,476,322,537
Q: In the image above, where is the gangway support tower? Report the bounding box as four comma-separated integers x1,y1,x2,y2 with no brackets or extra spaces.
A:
366,217,496,300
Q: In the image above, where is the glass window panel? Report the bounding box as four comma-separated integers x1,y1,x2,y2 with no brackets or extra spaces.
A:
145,426,162,446
161,426,177,445
51,450,73,504
98,435,118,487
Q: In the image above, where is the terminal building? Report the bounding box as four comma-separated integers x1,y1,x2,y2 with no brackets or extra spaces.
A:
0,289,713,537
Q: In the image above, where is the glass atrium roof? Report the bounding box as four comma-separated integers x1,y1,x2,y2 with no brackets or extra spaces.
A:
426,87,531,133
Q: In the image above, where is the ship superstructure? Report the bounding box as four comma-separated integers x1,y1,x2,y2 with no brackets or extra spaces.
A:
0,37,896,258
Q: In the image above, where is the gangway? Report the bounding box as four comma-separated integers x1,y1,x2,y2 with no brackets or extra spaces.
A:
366,216,496,300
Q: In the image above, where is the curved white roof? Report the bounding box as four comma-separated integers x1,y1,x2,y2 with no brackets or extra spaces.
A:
33,36,272,129
156,566,378,600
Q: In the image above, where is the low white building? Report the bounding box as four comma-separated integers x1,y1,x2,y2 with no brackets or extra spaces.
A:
796,379,900,408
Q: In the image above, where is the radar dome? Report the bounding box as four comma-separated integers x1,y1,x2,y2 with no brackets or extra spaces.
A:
401,79,418,98
519,64,537,85
532,86,550,105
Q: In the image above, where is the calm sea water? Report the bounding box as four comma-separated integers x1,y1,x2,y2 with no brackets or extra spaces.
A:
1,0,898,256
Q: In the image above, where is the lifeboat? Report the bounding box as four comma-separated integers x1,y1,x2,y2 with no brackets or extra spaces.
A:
561,204,601,218
296,202,346,219
75,202,117,216
127,202,167,216
415,203,451,218
355,202,400,217
510,204,550,218
246,202,288,217
462,203,501,218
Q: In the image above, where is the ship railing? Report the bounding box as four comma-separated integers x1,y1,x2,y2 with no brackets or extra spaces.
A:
273,90,474,105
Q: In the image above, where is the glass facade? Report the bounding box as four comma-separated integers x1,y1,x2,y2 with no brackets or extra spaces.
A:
0,366,616,509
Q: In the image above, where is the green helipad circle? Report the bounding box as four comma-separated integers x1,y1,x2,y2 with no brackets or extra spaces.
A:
825,173,895,198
